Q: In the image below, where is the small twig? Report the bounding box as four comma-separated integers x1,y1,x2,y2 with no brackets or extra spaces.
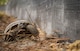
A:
0,34,10,36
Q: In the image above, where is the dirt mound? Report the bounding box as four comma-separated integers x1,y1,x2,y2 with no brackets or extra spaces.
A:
67,40,80,51
0,12,16,33
0,31,79,51
0,37,71,51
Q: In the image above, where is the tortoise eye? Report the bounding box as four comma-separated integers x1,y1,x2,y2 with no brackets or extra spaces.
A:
27,23,29,25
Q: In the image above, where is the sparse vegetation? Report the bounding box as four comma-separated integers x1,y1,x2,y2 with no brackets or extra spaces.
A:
0,0,9,5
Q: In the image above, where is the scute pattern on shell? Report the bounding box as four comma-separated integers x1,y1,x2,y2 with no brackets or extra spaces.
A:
4,20,30,34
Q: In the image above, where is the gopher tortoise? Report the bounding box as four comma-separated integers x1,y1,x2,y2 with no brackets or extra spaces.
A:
4,20,39,41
